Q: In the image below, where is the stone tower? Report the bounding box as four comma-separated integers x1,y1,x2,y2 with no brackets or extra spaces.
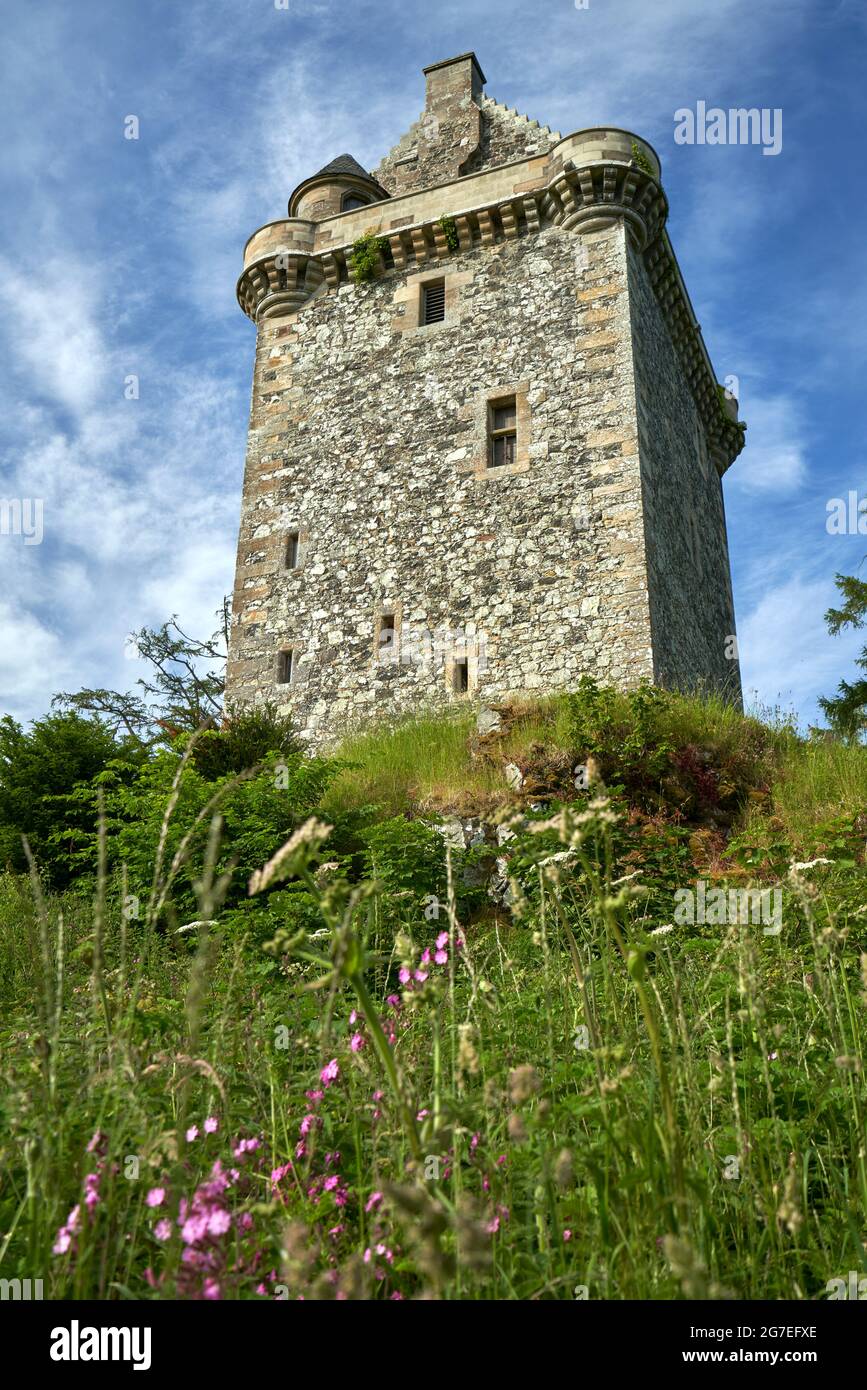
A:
226,53,746,747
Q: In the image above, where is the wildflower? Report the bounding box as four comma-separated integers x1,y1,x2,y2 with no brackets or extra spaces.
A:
650,924,674,937
350,1032,365,1053
299,1114,317,1136
508,1112,527,1143
386,994,401,1009
305,1089,324,1105
436,931,449,950
83,1172,102,1210
207,1208,232,1237
202,1278,221,1300
398,967,411,985
186,1125,200,1143
563,1229,572,1242
146,1187,166,1208
320,1059,340,1088
414,969,429,983
204,1116,219,1134
509,1064,540,1105
154,1219,172,1242
295,1141,307,1159
86,1131,107,1155
365,1191,383,1213
53,1228,73,1255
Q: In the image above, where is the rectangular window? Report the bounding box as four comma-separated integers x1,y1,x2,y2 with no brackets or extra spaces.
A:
277,649,294,685
452,658,469,694
422,280,446,325
489,397,517,468
285,532,300,569
377,612,397,662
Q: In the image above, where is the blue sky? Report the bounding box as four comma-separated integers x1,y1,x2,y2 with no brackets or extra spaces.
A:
1,0,865,730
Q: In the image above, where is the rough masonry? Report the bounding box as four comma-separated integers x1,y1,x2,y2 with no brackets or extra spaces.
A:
226,52,746,747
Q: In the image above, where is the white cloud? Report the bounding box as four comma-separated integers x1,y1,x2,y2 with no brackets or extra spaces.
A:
739,575,863,727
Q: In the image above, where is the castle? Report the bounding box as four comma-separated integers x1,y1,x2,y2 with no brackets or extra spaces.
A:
225,53,746,746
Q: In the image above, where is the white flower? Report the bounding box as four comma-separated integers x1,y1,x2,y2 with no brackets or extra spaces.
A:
790,857,833,873
650,924,674,937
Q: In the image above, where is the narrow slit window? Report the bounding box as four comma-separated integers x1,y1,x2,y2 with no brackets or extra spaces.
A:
489,397,517,468
453,658,469,694
378,612,397,661
285,531,300,569
277,649,294,685
423,280,446,325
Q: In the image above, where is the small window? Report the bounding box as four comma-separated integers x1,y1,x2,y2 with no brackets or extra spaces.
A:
285,531,300,569
377,612,396,662
422,280,446,325
489,397,517,468
277,649,294,685
452,659,469,694
342,193,368,212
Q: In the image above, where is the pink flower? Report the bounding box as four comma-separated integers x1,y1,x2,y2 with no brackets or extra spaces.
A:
305,1089,324,1105
86,1131,106,1154
154,1219,172,1242
84,1173,101,1210
299,1114,316,1137
386,994,401,1008
398,967,411,985
421,948,431,965
349,1010,358,1025
146,1187,165,1208
207,1208,232,1237
414,969,428,983
350,1032,365,1052
320,1059,340,1087
365,1191,383,1213
204,1116,219,1133
436,931,449,950
434,950,448,965
202,1278,221,1300
563,1229,572,1242
53,1228,72,1254
487,1215,500,1234
186,1125,199,1143
295,1141,307,1159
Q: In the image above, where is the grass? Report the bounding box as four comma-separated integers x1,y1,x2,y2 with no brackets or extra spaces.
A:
1,685,866,1300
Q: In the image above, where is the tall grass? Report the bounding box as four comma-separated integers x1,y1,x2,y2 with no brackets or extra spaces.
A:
0,691,865,1299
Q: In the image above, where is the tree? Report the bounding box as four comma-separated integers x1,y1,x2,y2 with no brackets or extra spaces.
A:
53,601,230,749
0,712,136,885
818,571,867,740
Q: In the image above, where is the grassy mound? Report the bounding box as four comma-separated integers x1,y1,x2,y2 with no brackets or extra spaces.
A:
1,683,865,1300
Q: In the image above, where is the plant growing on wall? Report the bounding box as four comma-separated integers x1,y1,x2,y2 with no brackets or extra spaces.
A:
351,233,389,285
716,383,746,431
437,215,459,253
630,141,654,177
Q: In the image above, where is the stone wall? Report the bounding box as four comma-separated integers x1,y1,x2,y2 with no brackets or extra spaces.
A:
625,241,742,703
227,221,661,746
